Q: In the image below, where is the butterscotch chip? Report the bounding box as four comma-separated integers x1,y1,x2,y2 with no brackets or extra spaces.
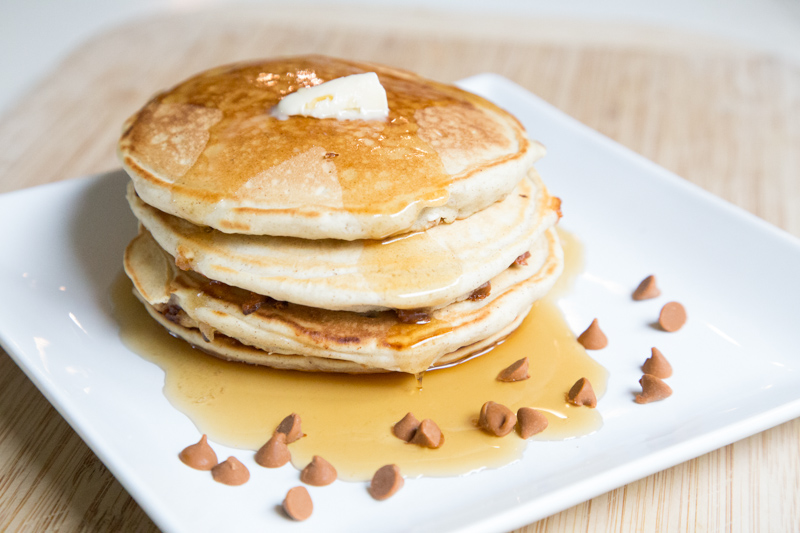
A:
395,308,431,324
517,407,548,438
164,304,184,324
282,486,313,521
392,412,420,442
211,456,250,486
577,319,608,350
178,434,218,470
478,401,517,437
635,374,673,404
513,251,531,266
276,413,304,443
633,275,661,300
369,464,404,500
497,357,530,382
255,432,291,468
271,299,289,310
466,281,491,301
300,455,337,486
241,292,268,315
566,377,597,407
658,302,687,332
409,419,444,448
642,347,672,378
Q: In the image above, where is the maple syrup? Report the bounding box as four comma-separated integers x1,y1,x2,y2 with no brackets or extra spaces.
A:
111,229,606,480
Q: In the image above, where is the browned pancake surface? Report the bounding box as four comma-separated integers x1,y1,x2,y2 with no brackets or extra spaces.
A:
119,55,534,238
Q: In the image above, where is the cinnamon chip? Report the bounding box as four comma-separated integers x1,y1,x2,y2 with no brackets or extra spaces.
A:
566,377,597,408
517,407,548,438
255,432,291,468
577,319,608,350
369,464,404,500
496,357,530,382
409,419,444,448
392,412,420,442
632,275,661,300
658,302,687,332
642,347,672,378
300,456,337,486
635,374,673,404
466,282,491,301
178,434,218,470
282,486,313,521
324,152,339,158
211,456,250,486
276,413,304,443
478,401,517,437
395,308,431,324
513,251,531,266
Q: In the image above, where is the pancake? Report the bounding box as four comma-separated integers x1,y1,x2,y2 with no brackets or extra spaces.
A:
118,55,543,240
119,55,566,375
124,227,563,374
128,168,560,312
135,296,527,374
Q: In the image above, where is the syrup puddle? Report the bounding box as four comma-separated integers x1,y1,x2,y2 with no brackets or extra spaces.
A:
112,229,606,480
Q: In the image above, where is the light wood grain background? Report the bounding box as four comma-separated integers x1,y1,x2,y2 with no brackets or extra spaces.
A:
1,5,798,532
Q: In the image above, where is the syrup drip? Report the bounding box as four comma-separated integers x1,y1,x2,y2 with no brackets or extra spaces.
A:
112,229,606,480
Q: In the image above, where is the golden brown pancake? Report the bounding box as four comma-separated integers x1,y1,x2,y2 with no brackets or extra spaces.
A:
124,227,563,374
119,55,564,374
135,294,528,374
118,55,543,240
127,168,560,312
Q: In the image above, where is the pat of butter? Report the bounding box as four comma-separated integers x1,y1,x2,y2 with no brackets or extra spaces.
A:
274,72,388,120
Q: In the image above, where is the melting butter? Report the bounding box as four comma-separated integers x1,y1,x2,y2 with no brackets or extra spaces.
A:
112,229,606,481
274,72,388,121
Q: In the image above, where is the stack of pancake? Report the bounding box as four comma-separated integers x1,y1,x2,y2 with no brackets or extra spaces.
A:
120,56,563,374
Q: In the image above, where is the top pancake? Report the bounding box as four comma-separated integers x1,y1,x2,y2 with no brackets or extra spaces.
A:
118,55,542,240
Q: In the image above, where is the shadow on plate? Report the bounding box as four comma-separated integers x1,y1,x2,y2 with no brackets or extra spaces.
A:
67,169,137,316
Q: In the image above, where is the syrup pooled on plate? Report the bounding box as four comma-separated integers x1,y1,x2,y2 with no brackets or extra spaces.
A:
112,230,606,480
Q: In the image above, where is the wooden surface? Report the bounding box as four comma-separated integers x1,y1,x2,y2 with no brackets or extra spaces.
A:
1,5,799,532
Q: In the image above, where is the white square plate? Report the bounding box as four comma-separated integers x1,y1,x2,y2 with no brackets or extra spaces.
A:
1,74,799,533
